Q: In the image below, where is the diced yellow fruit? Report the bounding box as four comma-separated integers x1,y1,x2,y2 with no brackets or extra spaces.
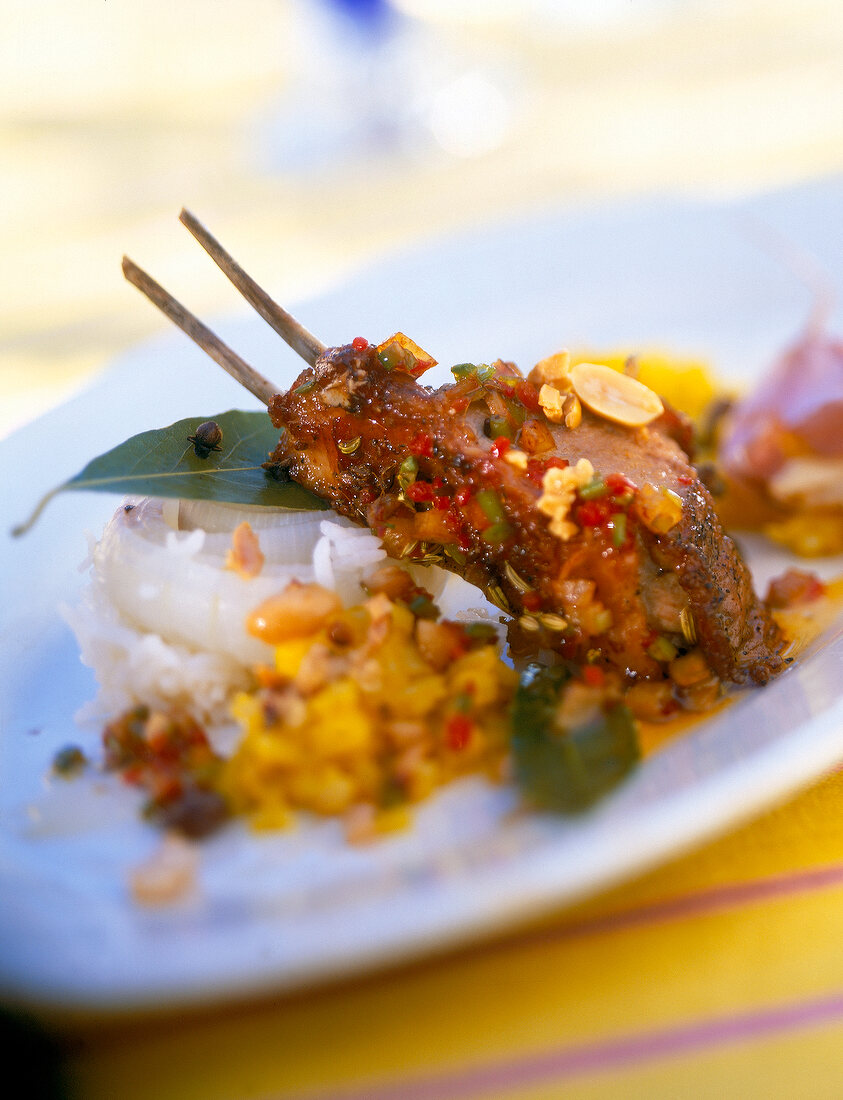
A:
274,636,316,676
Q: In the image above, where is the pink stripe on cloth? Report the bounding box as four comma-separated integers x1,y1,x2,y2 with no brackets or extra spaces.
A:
550,862,843,941
301,991,843,1100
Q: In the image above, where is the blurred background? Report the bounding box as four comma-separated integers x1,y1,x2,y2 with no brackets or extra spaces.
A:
3,4,843,1094
2,0,843,437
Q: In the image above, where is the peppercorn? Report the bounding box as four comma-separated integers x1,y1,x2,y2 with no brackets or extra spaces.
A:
187,421,223,459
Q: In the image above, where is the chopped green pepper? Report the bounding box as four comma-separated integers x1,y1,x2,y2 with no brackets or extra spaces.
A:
397,455,418,491
578,476,608,500
475,489,507,524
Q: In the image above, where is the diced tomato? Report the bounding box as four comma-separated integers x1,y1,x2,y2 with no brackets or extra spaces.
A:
455,487,473,507
351,336,369,351
490,436,511,458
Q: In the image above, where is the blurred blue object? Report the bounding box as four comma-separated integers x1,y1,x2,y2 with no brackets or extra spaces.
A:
326,0,392,33
251,0,520,175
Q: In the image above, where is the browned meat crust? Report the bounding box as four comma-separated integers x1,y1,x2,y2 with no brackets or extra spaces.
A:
267,343,783,689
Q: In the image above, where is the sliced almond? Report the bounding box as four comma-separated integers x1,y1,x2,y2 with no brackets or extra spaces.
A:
570,362,663,427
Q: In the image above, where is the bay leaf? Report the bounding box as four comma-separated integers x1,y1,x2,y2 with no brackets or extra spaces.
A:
12,410,327,536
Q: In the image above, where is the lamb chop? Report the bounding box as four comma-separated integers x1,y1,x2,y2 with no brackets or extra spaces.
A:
267,340,782,694
122,213,784,715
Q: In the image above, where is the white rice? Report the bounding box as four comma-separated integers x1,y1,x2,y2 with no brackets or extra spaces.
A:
62,497,501,739
62,499,393,733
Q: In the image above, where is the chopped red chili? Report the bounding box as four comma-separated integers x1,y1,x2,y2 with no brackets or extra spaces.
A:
405,480,435,503
351,336,369,351
445,714,473,751
605,472,638,495
582,665,606,687
577,499,613,527
409,431,434,458
515,380,541,412
490,436,511,458
522,591,543,612
527,455,569,485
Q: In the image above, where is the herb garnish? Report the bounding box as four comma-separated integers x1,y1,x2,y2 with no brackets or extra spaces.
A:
512,663,639,811
12,409,326,536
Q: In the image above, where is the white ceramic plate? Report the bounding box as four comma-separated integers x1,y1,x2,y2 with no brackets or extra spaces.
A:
2,179,843,1015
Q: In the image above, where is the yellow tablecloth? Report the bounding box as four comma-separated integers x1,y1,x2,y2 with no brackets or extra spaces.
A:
5,1,843,1096
63,768,843,1098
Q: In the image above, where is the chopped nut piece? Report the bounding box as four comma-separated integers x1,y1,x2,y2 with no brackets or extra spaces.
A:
562,393,582,429
570,362,664,427
538,383,565,424
536,458,594,541
130,833,198,906
503,448,528,470
528,349,572,389
225,522,265,579
247,581,343,643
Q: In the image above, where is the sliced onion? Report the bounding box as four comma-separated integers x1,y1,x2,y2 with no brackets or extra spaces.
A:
176,498,348,565
177,498,323,533
91,498,392,669
95,499,309,666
